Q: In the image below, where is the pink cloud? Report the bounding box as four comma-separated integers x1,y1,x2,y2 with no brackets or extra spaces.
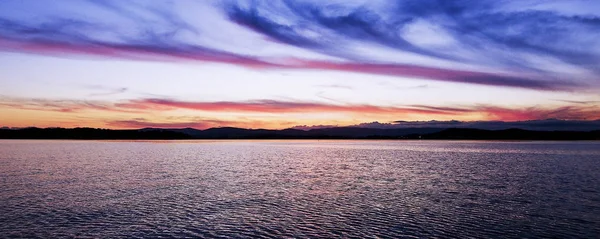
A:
0,37,577,91
2,97,598,124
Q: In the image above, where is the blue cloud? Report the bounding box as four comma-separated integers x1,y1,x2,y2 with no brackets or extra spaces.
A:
0,0,598,91
224,0,600,71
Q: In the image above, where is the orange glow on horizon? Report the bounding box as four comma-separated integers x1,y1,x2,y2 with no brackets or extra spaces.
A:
3,102,599,130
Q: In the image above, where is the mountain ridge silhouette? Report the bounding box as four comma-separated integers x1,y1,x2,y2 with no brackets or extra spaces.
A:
2,125,599,140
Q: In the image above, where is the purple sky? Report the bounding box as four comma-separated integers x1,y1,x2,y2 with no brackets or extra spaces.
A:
0,0,599,129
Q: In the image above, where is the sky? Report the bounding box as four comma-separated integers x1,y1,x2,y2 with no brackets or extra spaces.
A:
0,0,599,129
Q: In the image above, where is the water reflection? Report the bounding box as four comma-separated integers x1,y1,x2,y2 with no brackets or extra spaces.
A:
0,140,599,238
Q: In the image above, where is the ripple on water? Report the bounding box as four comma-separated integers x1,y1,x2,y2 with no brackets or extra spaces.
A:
0,140,599,238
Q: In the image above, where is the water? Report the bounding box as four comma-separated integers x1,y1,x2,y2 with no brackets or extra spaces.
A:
0,140,599,238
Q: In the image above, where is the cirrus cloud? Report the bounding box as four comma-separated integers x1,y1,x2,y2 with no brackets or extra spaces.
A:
2,96,599,122
0,0,598,91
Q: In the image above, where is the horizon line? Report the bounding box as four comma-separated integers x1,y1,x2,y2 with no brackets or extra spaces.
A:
3,118,600,131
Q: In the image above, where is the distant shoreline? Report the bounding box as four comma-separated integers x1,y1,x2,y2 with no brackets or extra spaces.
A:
2,127,599,141
2,139,599,143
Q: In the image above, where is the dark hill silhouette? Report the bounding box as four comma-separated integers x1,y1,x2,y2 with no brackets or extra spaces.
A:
1,126,599,140
423,128,600,140
0,127,191,140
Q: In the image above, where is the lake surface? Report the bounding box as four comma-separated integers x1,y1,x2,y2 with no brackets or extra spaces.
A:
1,140,599,238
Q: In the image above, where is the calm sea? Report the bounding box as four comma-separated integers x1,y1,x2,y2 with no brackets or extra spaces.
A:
1,140,599,238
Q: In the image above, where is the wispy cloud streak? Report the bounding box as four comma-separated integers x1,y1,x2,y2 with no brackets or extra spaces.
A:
223,0,600,76
0,96,140,113
2,96,599,121
86,85,128,97
0,0,597,91
125,98,464,115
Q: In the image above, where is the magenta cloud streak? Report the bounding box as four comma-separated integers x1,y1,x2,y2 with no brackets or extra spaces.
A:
0,36,578,91
2,97,599,122
0,0,594,92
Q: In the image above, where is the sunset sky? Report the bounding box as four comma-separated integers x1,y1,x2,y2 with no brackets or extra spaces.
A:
1,0,599,129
